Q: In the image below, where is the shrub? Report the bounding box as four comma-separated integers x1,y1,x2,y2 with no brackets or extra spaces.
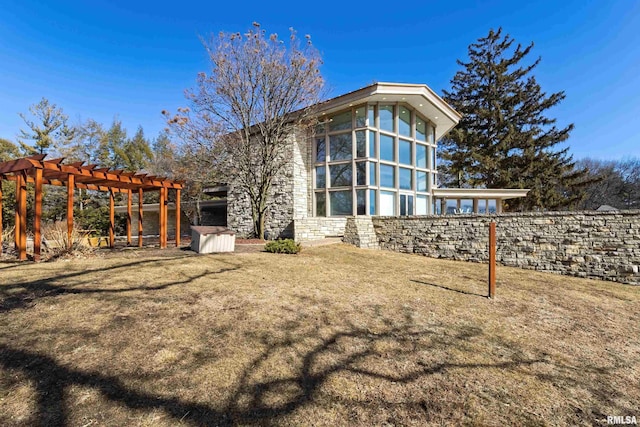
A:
264,239,301,254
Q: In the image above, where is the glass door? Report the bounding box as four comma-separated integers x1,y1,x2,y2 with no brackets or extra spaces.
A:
399,193,414,216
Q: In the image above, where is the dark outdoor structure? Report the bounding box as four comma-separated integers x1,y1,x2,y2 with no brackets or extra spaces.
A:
0,154,183,261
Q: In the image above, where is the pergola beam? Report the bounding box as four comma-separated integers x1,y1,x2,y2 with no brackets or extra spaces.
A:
0,155,183,261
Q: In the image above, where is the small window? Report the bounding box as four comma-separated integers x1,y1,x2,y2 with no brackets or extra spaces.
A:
355,107,366,128
368,106,375,127
368,130,376,157
399,167,412,190
379,191,396,215
315,138,326,163
379,105,394,132
417,171,428,191
330,191,353,216
329,110,352,131
356,130,366,158
380,134,394,162
399,139,412,165
369,189,376,215
316,192,326,217
356,189,366,215
369,162,377,186
380,164,395,188
399,108,411,137
330,163,352,187
416,144,427,169
356,162,366,186
416,120,426,141
329,133,352,161
316,166,326,188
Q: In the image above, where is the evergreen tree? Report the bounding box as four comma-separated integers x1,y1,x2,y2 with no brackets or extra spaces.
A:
440,28,589,210
17,98,75,155
121,126,153,171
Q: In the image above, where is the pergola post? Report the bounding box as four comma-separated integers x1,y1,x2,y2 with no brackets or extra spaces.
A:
34,168,43,261
473,199,479,214
175,189,181,247
0,175,3,250
17,172,27,260
138,188,143,248
126,189,132,246
14,174,21,251
67,173,74,249
109,189,115,248
496,199,503,214
159,187,166,249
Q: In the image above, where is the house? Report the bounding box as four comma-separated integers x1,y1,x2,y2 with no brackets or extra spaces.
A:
213,82,529,240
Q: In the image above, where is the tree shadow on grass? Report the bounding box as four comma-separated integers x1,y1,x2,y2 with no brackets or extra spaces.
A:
1,282,636,425
0,255,240,313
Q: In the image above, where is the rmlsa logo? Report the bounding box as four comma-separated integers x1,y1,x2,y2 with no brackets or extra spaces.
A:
608,415,638,425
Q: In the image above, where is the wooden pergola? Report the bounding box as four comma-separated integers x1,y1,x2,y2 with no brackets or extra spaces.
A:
0,155,183,261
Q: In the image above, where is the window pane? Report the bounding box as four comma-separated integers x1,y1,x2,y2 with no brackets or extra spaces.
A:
380,134,394,161
316,166,326,188
399,108,411,137
399,139,412,165
400,194,407,216
316,138,326,163
330,163,352,187
427,124,435,144
369,162,377,185
380,164,395,188
399,167,412,190
356,130,366,158
330,133,352,161
355,107,366,128
460,199,473,214
417,171,427,191
368,106,375,127
315,122,326,136
316,192,326,217
356,162,366,186
330,191,352,216
416,195,428,215
379,105,394,132
380,191,396,215
416,119,426,141
416,144,427,168
446,199,457,215
369,130,376,157
369,189,376,215
329,110,352,131
356,189,366,215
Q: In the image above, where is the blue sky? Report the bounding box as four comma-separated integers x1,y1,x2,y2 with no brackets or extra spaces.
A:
1,0,638,160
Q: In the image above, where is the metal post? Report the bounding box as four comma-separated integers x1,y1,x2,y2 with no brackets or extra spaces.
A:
488,221,496,298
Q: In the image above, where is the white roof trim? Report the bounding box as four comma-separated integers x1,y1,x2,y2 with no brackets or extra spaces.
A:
432,188,530,200
313,83,461,140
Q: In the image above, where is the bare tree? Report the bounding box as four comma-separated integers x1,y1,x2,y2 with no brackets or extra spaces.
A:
165,23,324,238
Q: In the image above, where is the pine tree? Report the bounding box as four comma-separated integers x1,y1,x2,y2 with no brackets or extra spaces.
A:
440,28,589,210
18,98,75,155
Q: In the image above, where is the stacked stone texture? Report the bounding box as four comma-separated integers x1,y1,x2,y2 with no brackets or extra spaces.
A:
293,218,347,241
360,211,640,285
343,217,379,249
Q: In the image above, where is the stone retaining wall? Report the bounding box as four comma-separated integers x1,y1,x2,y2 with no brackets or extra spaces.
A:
293,218,347,242
347,211,640,285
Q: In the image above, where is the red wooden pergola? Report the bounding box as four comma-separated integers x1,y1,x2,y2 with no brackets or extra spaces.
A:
0,155,183,261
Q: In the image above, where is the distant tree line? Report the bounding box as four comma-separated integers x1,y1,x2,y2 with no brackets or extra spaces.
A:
574,158,640,210
0,98,214,235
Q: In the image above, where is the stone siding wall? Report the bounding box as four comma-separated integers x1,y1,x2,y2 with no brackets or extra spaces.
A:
293,218,347,241
226,134,296,239
350,211,640,285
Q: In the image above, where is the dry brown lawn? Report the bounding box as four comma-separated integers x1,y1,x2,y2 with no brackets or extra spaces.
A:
0,244,638,426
